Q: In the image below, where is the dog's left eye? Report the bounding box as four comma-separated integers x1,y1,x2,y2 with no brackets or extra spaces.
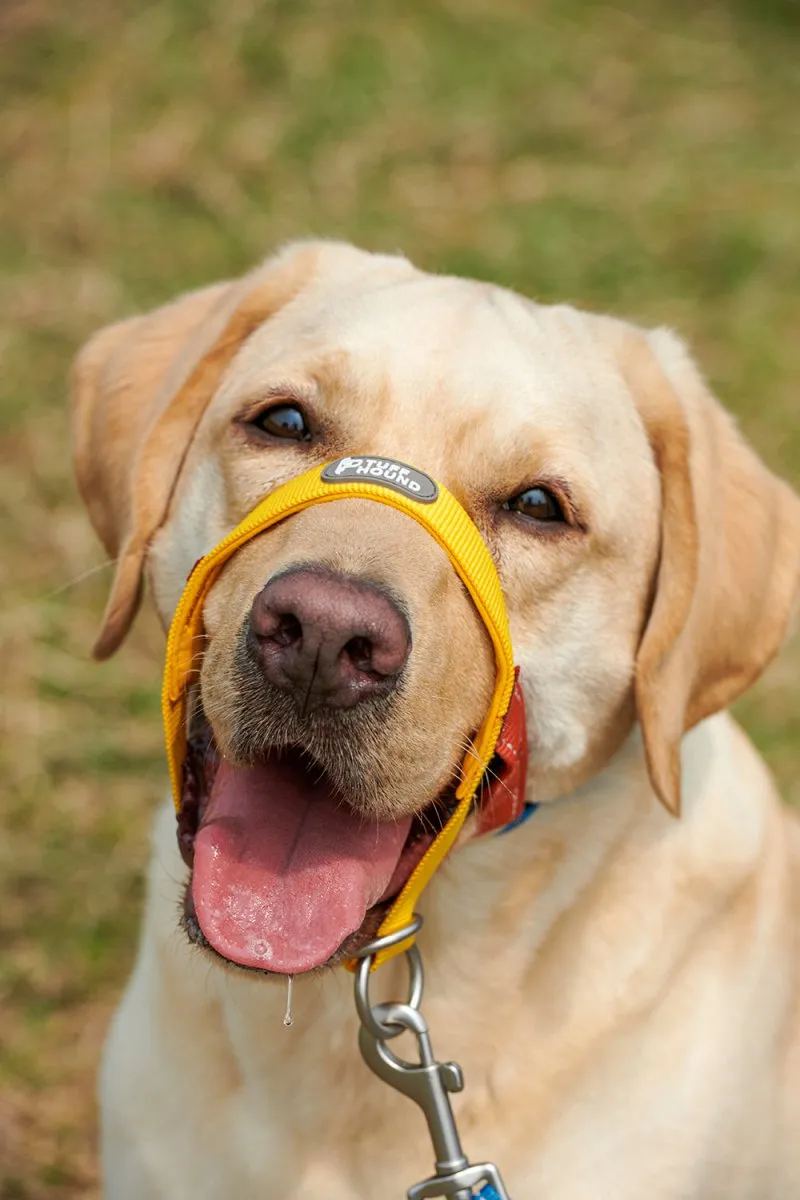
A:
505,486,565,524
249,404,311,441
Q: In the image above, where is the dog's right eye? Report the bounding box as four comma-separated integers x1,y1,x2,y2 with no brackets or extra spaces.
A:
249,404,311,441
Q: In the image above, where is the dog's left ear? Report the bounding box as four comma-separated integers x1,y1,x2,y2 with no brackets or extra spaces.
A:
620,330,800,815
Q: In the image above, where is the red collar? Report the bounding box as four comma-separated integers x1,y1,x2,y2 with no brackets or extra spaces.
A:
475,668,530,836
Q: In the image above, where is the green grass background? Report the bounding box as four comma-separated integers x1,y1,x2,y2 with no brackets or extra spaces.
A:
1,1,798,1194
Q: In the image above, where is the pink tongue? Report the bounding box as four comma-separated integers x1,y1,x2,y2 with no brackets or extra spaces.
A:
192,757,412,974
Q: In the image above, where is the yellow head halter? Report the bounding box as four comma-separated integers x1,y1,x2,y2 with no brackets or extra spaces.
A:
162,456,515,967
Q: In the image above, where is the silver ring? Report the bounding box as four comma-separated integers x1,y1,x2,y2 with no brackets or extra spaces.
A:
355,936,425,1040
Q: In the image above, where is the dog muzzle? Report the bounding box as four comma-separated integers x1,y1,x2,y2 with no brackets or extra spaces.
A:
162,455,529,968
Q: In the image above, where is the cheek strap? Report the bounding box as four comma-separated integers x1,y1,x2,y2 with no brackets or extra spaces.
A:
162,456,519,968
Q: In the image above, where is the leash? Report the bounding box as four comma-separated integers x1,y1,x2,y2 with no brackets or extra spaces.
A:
353,916,512,1200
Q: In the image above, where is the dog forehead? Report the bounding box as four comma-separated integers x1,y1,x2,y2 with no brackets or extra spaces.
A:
232,273,646,451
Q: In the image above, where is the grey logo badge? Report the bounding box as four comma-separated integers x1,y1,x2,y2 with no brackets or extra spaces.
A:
321,456,439,503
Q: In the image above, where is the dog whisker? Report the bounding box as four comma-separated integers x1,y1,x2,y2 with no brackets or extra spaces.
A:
42,557,118,599
460,737,515,801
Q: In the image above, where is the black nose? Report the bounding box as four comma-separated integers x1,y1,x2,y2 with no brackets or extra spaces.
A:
249,567,411,710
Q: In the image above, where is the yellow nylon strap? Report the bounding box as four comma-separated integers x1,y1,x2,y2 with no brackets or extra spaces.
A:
162,460,514,968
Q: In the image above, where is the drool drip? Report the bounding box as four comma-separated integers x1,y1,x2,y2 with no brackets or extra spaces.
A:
283,976,294,1028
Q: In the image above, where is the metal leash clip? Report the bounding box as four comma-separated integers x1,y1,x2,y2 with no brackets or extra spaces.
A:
353,916,511,1200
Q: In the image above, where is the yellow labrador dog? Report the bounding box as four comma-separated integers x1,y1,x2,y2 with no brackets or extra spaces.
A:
72,242,800,1199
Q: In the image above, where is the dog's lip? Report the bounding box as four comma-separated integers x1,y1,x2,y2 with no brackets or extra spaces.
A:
177,714,455,974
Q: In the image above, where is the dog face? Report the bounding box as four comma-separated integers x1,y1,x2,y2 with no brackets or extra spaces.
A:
72,241,800,976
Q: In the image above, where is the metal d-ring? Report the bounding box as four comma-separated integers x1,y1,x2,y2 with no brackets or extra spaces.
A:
354,916,424,1041
352,913,424,960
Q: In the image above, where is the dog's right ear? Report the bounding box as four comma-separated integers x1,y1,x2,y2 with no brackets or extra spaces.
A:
71,242,326,660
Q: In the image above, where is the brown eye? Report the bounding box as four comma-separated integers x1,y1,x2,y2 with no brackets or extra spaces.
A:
505,486,565,524
250,404,310,441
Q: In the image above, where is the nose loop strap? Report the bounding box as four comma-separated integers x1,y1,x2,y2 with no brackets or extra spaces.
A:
162,456,517,969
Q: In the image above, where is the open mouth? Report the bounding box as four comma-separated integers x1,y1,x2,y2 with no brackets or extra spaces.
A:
178,714,458,976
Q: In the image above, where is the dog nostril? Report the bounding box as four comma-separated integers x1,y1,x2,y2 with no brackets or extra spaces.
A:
271,613,303,648
343,635,374,674
273,619,302,648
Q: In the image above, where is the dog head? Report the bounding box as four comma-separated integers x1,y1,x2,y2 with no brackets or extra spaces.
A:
72,241,800,974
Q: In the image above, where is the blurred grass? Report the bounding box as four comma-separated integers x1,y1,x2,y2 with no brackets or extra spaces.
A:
1,0,799,1194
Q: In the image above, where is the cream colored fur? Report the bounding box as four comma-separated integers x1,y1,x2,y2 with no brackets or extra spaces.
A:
71,243,800,1199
